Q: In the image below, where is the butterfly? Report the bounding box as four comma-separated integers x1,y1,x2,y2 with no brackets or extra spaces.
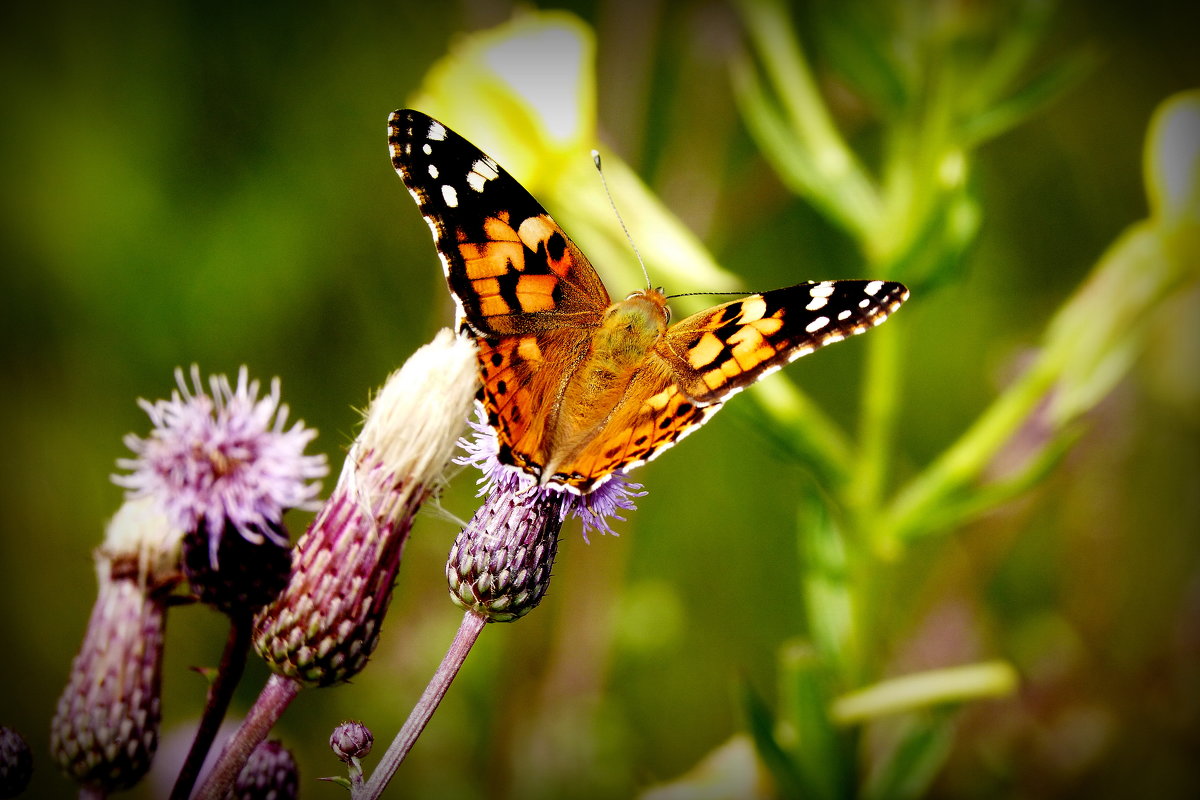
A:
388,109,908,494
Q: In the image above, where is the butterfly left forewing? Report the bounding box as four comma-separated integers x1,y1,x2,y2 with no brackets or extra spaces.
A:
388,109,610,337
660,280,909,403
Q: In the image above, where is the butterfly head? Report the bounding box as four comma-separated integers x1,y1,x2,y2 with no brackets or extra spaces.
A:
597,288,670,355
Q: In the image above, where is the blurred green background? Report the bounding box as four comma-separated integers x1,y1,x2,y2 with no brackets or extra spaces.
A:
1,1,1197,798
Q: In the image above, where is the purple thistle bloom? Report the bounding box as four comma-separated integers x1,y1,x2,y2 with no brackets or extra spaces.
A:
455,406,645,541
115,366,328,564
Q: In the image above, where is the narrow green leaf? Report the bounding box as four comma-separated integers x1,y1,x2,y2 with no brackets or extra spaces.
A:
739,680,812,798
831,661,1018,724
961,45,1101,147
798,496,860,681
780,642,851,800
811,0,908,117
962,0,1061,115
863,715,955,800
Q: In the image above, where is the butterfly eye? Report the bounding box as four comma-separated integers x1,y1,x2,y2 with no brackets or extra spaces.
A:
662,305,671,324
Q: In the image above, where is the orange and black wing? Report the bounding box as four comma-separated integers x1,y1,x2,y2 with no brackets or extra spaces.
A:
388,109,609,337
544,280,909,492
659,280,909,403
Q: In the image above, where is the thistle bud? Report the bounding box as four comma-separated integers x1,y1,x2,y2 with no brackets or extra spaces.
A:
447,488,565,621
329,721,373,763
254,330,477,686
50,498,180,794
225,739,297,800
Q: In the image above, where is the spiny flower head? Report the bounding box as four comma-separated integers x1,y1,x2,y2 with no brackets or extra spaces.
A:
50,498,180,794
455,407,645,542
227,739,298,800
115,366,328,565
254,331,477,686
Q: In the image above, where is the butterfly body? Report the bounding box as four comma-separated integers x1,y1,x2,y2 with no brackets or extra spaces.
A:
389,109,909,493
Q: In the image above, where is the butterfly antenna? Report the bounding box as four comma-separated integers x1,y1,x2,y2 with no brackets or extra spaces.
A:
593,150,652,289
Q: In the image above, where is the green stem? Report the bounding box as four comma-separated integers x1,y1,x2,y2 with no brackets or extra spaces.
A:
358,611,487,800
886,347,1059,541
735,0,881,235
849,317,903,527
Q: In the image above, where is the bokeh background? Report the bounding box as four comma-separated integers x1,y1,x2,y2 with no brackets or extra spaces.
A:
1,1,1197,798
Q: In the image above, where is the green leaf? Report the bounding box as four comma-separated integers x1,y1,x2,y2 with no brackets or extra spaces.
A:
810,0,908,118
831,661,1018,724
780,642,852,800
961,0,1061,115
798,496,860,680
739,680,812,799
961,45,1101,147
863,715,955,800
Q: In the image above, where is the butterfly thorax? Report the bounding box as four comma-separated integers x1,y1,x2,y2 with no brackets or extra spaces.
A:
542,289,670,480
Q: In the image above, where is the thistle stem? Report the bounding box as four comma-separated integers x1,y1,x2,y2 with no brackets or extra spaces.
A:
357,611,487,800
170,612,253,800
193,673,301,800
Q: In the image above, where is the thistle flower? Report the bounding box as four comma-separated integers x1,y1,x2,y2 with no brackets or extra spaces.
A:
456,407,645,541
254,330,477,687
225,740,297,800
115,365,327,569
50,498,181,794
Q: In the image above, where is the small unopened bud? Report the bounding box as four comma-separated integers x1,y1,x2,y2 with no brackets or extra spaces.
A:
225,739,297,800
0,726,33,798
254,330,477,686
183,519,293,616
448,487,565,622
50,498,181,794
329,721,373,763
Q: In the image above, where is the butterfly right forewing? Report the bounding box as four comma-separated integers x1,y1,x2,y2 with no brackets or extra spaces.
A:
660,280,909,404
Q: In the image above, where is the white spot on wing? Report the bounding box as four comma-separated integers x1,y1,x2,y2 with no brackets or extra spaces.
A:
805,316,830,333
427,121,447,141
810,281,835,298
838,309,851,320
466,171,487,193
441,184,458,208
427,164,439,179
473,158,499,181
859,298,870,308
422,143,432,155
806,296,828,311
865,280,884,296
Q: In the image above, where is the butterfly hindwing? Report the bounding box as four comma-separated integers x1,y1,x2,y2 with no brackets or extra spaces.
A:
388,109,609,337
549,359,723,491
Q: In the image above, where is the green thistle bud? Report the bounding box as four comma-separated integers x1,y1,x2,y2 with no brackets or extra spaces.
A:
447,488,565,622
50,498,181,794
254,330,476,686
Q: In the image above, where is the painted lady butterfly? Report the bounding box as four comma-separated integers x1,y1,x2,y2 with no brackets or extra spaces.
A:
389,109,908,494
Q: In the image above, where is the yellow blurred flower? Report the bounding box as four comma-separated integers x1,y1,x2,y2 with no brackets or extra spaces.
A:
408,10,596,197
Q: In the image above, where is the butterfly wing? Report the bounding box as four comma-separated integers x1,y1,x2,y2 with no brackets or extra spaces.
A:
388,109,610,337
389,109,610,476
544,280,909,492
659,280,909,403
